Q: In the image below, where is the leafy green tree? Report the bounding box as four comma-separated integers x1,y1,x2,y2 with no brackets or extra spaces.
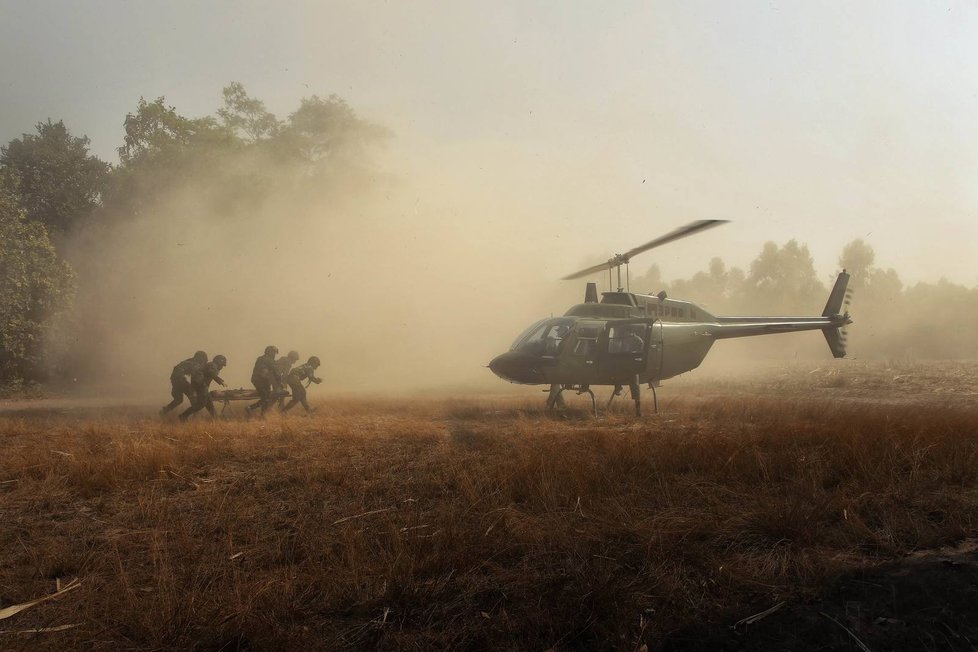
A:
0,120,110,237
107,97,234,218
218,82,280,142
117,97,227,166
105,86,389,220
0,172,76,386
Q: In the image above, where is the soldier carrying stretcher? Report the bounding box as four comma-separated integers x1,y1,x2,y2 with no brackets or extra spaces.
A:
179,354,227,421
161,350,207,415
281,356,322,414
274,350,300,409
246,345,281,417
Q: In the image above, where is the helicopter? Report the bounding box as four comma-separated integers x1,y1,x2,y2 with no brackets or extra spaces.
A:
488,220,853,415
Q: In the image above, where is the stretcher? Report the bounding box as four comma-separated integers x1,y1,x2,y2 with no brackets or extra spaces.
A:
209,388,291,415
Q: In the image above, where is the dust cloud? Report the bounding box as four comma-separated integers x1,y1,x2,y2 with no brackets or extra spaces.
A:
62,134,576,397
58,122,968,400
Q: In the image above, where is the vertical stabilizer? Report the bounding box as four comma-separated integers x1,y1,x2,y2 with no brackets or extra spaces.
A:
823,270,850,316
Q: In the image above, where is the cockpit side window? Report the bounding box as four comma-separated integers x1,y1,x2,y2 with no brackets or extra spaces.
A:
510,319,547,350
511,318,576,354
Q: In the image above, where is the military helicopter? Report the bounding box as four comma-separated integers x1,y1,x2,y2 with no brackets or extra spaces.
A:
488,220,852,415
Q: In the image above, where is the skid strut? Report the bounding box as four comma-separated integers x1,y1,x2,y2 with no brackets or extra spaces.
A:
546,384,596,416
607,379,658,415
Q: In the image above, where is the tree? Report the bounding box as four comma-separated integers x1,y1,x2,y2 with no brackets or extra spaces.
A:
218,82,280,142
280,94,390,166
838,238,903,297
0,171,76,386
117,97,228,166
107,97,234,218
631,263,664,295
0,120,110,237
838,239,876,290
741,240,825,313
670,257,745,312
106,87,389,219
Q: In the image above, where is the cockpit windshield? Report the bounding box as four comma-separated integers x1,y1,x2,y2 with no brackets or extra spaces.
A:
510,317,576,354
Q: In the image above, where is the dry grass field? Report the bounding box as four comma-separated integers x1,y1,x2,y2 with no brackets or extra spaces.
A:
2,361,978,650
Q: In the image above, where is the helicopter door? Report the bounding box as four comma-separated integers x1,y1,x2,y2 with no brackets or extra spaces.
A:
598,318,656,381
648,320,663,380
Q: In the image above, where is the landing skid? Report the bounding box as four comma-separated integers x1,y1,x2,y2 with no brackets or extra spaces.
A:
604,378,659,416
546,380,659,417
545,383,597,416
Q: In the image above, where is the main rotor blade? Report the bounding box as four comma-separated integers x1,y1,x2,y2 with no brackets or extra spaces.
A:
561,260,618,280
623,219,728,260
561,219,729,280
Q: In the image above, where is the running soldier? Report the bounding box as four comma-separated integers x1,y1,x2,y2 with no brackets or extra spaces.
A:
281,356,323,414
246,345,280,417
274,350,300,409
161,350,207,415
179,354,228,421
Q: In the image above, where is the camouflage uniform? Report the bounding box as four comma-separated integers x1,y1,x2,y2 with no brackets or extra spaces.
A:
247,351,280,416
161,357,200,414
282,361,322,413
180,360,226,421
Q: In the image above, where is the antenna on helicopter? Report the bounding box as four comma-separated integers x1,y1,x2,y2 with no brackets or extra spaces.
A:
561,219,729,291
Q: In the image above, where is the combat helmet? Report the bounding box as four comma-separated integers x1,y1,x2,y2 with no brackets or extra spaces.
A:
213,354,227,367
308,356,321,368
264,345,279,356
193,350,208,364
287,350,299,362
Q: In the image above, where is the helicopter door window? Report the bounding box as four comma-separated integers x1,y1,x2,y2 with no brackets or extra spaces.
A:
572,325,601,356
573,339,596,355
608,325,646,354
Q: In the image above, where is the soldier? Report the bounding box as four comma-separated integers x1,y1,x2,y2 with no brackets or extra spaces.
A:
179,354,228,421
281,356,323,414
246,345,280,417
161,350,207,415
274,350,300,409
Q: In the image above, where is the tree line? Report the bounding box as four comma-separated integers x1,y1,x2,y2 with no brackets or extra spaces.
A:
632,237,972,359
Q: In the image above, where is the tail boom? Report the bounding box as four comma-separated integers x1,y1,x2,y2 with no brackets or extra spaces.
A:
709,272,853,358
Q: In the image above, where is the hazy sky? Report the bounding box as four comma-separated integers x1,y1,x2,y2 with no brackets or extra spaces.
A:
3,1,978,285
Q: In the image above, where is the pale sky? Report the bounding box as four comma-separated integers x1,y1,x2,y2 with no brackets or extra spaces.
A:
3,0,978,285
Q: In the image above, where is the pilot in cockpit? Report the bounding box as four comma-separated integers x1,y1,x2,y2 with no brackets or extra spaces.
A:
610,325,645,354
545,324,569,354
